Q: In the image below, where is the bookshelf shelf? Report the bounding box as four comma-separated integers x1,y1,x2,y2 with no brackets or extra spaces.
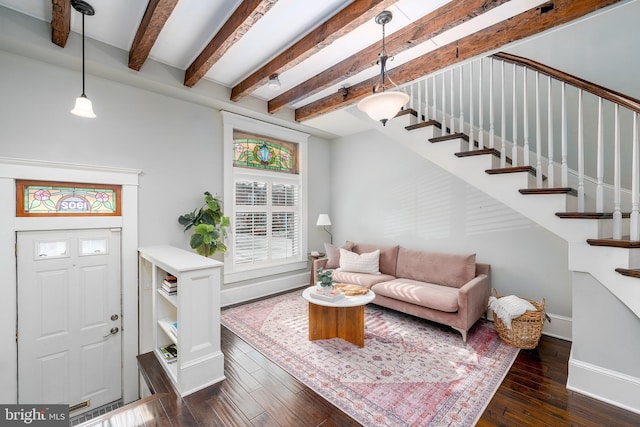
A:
139,245,225,396
157,317,177,344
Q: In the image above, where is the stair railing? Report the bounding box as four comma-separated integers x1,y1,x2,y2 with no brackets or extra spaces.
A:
401,52,640,240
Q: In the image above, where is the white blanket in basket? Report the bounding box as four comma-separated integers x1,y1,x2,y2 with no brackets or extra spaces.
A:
488,295,536,329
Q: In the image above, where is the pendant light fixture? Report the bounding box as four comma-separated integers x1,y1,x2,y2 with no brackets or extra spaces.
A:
70,0,96,118
357,11,409,126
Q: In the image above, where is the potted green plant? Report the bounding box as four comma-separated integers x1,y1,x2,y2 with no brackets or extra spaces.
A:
316,268,333,291
178,191,230,257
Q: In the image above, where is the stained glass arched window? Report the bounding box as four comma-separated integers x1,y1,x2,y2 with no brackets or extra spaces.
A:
233,130,298,174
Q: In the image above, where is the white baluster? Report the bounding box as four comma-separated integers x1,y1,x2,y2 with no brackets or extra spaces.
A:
479,59,484,149
501,60,507,168
613,104,622,239
416,79,422,122
442,72,447,133
459,66,464,136
577,90,585,212
631,112,639,241
523,68,530,166
596,98,604,212
432,76,437,126
535,71,542,188
561,83,568,187
450,69,455,133
469,62,475,150
409,83,414,112
547,76,554,187
512,63,518,166
489,58,495,149
425,77,429,121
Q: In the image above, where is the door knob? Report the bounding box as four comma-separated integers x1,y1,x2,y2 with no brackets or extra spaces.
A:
110,314,119,321
103,327,119,338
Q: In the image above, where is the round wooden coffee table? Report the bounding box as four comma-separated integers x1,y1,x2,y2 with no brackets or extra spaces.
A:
302,286,375,347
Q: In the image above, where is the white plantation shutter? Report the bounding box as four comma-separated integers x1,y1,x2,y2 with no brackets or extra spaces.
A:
271,183,299,260
233,178,300,266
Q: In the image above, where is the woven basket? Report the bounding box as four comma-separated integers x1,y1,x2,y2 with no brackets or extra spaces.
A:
491,288,546,349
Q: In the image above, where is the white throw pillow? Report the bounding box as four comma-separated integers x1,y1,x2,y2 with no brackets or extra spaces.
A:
338,248,380,274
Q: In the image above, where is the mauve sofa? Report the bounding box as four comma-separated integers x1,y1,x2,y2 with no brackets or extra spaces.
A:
313,242,491,342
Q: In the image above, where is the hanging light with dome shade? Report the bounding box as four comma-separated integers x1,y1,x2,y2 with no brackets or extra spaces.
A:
70,0,96,118
357,10,409,126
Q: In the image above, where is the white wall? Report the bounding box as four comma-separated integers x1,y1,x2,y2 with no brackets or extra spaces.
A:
569,272,640,413
329,129,572,318
506,0,640,101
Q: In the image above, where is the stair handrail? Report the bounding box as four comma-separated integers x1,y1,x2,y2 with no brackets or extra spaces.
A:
492,52,640,114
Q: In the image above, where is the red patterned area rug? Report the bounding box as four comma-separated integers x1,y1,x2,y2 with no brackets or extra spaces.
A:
221,290,519,426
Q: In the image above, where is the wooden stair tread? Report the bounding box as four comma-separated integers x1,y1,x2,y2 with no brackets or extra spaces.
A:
395,108,418,120
405,120,441,131
429,133,468,143
556,212,631,219
587,237,640,248
519,187,577,196
615,268,640,278
486,166,535,175
455,148,499,157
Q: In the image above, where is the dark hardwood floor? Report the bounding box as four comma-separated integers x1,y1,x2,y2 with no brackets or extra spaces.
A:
83,327,640,426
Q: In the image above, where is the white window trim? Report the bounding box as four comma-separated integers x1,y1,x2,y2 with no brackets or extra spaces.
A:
222,111,308,284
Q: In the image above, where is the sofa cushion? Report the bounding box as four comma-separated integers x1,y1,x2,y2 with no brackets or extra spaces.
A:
324,241,355,269
351,242,400,276
338,248,380,274
396,248,476,288
372,278,459,312
332,271,395,288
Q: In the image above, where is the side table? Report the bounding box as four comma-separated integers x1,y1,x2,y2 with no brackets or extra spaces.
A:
302,286,376,347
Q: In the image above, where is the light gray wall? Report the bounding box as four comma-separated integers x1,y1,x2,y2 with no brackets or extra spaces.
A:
572,272,640,378
506,0,640,101
329,129,572,317
0,48,218,250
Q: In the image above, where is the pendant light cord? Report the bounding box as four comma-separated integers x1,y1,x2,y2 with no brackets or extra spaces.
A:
81,13,86,97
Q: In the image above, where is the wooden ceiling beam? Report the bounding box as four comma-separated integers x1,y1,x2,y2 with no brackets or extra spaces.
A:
269,0,509,113
51,0,71,47
184,0,277,88
230,0,400,102
129,0,179,71
295,0,621,122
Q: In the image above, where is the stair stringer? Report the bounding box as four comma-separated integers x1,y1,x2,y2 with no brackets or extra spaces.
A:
376,117,640,319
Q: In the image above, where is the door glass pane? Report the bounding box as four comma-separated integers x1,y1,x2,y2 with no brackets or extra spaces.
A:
80,239,108,255
36,241,68,259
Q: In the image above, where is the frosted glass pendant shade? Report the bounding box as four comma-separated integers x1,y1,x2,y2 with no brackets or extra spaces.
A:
357,91,409,126
71,94,96,118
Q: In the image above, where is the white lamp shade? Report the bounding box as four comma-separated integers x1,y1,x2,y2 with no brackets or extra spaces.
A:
316,214,332,226
357,90,409,124
71,95,96,118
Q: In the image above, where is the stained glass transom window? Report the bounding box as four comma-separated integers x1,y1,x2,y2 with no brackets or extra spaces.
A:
16,180,121,217
233,130,298,174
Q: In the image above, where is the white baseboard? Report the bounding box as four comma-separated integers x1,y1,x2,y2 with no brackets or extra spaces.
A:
568,349,640,415
542,313,572,341
221,271,308,307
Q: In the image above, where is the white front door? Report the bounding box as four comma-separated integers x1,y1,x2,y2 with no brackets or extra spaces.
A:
17,229,122,416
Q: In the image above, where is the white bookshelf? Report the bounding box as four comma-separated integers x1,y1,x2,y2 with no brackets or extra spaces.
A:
139,245,225,396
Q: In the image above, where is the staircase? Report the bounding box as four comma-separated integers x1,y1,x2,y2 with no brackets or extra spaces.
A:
378,52,640,412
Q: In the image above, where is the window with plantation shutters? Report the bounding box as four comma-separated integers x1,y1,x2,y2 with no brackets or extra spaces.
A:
223,111,308,280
